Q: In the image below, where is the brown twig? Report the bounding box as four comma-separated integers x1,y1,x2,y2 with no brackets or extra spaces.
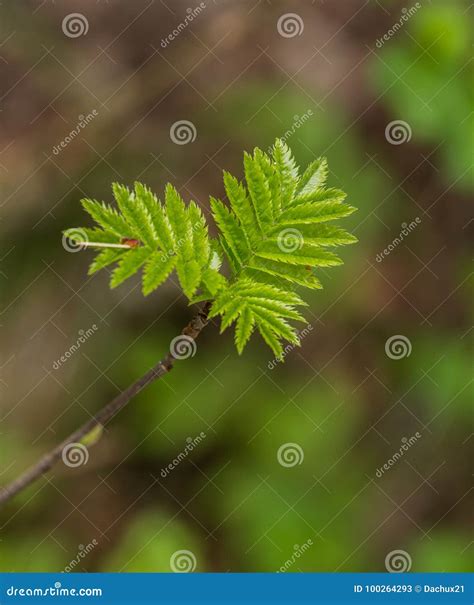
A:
0,301,212,508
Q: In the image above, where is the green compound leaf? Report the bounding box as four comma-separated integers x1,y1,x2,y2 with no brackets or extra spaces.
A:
68,139,358,358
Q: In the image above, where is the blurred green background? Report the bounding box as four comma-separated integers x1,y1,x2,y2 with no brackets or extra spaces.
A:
0,0,472,573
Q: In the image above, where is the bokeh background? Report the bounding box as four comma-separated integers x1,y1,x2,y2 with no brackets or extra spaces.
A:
0,0,472,573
